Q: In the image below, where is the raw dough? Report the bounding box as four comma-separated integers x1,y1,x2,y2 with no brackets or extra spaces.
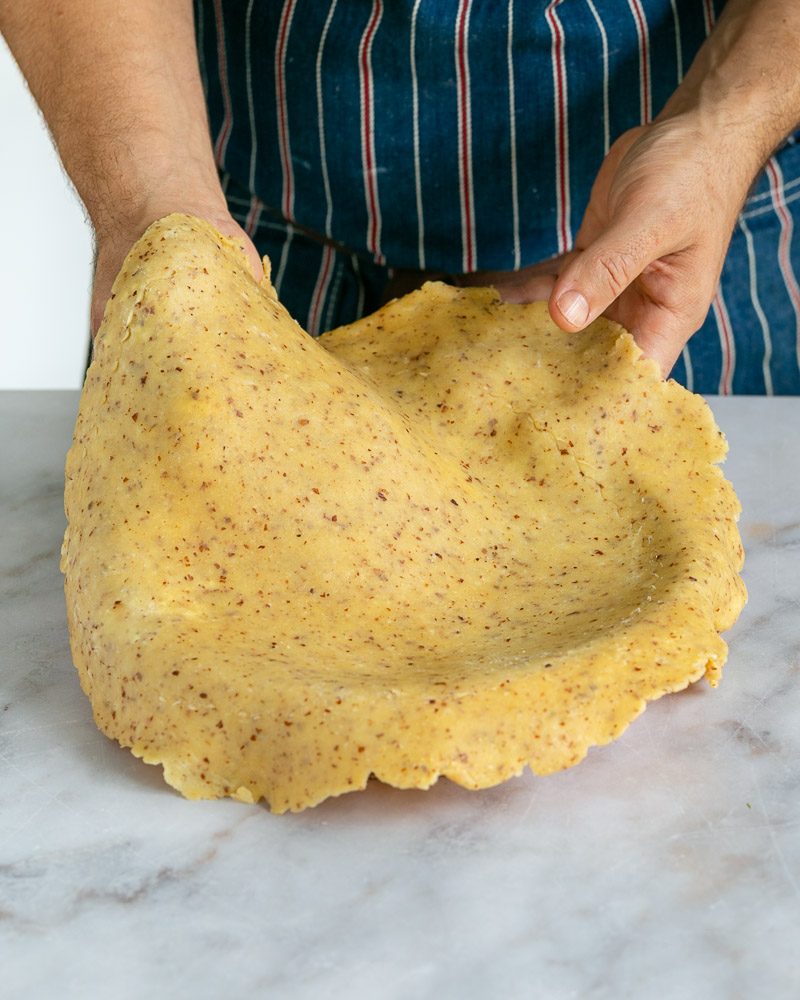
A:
61,215,746,812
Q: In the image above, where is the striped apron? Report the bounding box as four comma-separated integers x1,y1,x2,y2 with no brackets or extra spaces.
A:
195,0,800,394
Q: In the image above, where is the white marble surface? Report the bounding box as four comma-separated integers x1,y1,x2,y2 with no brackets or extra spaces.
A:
2,391,799,1000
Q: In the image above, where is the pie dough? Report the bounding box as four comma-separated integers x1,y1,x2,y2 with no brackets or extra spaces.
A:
61,215,746,813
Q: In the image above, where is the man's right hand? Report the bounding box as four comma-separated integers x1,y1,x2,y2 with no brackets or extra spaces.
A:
1,1,256,337
92,202,263,336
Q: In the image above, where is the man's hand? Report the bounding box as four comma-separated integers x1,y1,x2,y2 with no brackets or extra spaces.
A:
480,0,800,377
548,116,751,376
92,202,262,336
457,114,746,376
0,1,265,337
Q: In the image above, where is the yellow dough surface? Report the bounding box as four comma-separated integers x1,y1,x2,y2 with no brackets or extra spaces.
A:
61,215,746,813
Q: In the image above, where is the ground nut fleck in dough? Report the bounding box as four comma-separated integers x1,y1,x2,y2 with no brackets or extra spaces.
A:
60,214,746,813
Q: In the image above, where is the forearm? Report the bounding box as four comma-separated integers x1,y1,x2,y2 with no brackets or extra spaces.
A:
659,0,800,183
0,0,224,240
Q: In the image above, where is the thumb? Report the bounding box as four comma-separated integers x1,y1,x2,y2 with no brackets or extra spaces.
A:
237,234,265,286
548,224,658,331
214,218,264,285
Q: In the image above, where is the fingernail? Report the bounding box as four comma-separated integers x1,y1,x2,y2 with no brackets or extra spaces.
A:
557,290,589,327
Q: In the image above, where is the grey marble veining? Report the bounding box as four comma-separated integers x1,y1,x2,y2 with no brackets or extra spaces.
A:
1,391,799,1000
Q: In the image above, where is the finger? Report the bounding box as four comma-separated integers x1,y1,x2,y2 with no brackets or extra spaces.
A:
632,322,685,378
606,296,693,379
215,220,264,284
496,273,556,303
548,224,660,332
644,341,682,379
241,238,265,284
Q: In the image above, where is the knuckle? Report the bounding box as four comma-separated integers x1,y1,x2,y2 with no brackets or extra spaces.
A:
594,250,636,297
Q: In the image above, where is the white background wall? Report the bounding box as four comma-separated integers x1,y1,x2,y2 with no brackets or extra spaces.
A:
1,36,93,389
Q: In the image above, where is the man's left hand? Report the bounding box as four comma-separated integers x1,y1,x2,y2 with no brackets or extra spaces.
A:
469,114,755,377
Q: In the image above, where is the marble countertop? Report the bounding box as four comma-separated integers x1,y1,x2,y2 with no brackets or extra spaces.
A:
2,391,799,1000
